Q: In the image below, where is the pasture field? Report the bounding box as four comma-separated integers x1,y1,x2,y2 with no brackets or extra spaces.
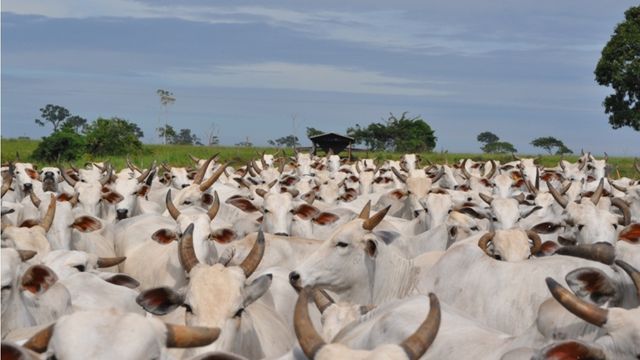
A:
1,138,638,178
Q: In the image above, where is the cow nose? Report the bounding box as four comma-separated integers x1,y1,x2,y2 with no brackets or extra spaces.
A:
181,184,189,188
289,271,301,289
44,171,54,178
275,232,289,237
116,209,128,220
23,183,33,192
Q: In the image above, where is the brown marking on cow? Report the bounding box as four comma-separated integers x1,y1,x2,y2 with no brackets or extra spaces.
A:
225,197,259,213
201,193,214,206
390,189,407,200
57,193,74,202
20,265,58,294
294,204,320,220
543,341,605,360
19,219,40,228
619,223,640,244
70,216,102,232
102,191,124,204
538,241,560,256
312,212,339,226
151,229,179,244
104,274,140,289
209,228,236,244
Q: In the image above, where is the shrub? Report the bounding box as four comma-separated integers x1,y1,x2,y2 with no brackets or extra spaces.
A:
84,117,143,156
32,127,86,162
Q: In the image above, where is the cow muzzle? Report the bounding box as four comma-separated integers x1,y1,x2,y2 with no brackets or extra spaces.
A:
116,209,129,220
289,271,302,290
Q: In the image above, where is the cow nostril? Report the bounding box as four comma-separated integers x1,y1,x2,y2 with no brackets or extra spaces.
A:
275,232,289,237
289,271,300,287
181,184,189,188
116,209,128,220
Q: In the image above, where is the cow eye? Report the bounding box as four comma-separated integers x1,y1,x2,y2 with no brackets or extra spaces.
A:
263,208,270,213
493,254,502,261
182,303,193,314
612,224,618,229
182,201,192,205
74,265,86,272
336,242,348,248
532,222,560,234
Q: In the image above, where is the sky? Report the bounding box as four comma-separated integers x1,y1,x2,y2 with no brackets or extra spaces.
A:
1,0,638,155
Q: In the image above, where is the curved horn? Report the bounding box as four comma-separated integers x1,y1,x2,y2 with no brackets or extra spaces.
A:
40,194,56,232
431,167,445,183
526,230,542,255
545,277,608,327
399,293,441,360
478,231,495,255
362,205,391,231
400,161,410,173
460,159,472,179
560,181,572,195
546,181,568,209
97,256,126,268
70,163,80,173
615,260,640,300
554,243,615,265
590,178,604,205
238,230,265,278
611,198,630,226
162,162,171,172
165,190,181,220
199,163,227,192
559,158,566,172
69,192,79,207
193,155,217,185
391,167,407,183
484,160,497,179
136,161,155,183
311,288,335,314
29,191,41,208
18,250,37,262
178,223,198,273
59,167,77,187
188,154,201,164
358,200,371,220
99,166,112,186
23,324,55,353
294,287,326,359
260,154,268,169
479,193,493,205
208,191,220,220
278,158,286,173
165,323,221,348
251,159,262,175
127,156,141,173
247,163,258,177
608,178,627,193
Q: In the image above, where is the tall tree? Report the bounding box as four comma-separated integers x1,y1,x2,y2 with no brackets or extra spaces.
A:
156,89,176,143
157,125,177,144
530,136,573,155
477,131,500,146
35,104,71,132
594,6,640,131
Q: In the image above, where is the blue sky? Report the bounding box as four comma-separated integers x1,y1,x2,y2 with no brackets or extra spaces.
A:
2,0,638,155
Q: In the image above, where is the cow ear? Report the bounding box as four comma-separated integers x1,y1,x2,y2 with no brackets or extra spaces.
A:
242,274,272,309
390,189,406,200
340,191,356,202
565,267,616,306
136,287,184,315
25,168,38,180
71,216,102,232
365,239,378,258
19,219,40,228
209,228,236,244
619,223,640,244
539,341,605,360
136,185,150,197
294,204,320,220
201,193,214,206
152,229,179,244
226,197,259,213
537,241,560,256
21,265,58,295
104,274,140,289
312,212,339,226
102,191,124,204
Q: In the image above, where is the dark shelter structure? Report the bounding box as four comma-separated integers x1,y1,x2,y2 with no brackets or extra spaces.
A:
309,132,354,157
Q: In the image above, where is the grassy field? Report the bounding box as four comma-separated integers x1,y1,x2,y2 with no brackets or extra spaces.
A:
2,138,638,178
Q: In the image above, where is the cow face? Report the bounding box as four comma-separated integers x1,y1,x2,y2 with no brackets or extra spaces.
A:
261,191,294,236
12,163,38,195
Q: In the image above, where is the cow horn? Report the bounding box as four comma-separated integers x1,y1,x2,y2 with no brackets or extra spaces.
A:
356,161,362,174
545,277,608,326
590,178,604,205
560,181,572,195
478,231,495,255
460,159,472,179
178,223,198,273
391,167,407,183
199,163,227,192
165,323,220,348
359,200,372,219
526,230,542,255
41,194,56,232
70,163,80,173
188,154,201,164
193,155,217,185
126,156,141,173
238,230,265,278
29,191,41,208
615,260,640,300
278,158,286,173
18,250,37,262
165,190,181,220
608,178,627,193
162,163,171,173
525,179,538,195
399,293,441,360
23,324,55,353
260,154,268,169
484,160,497,179
554,243,615,265
59,167,77,187
136,161,155,183
362,205,391,231
546,181,568,209
479,193,493,205
311,288,335,314
99,166,112,186
247,163,258,177
431,166,445,183
294,287,326,359
611,198,630,226
69,192,79,207
559,158,566,172
97,256,126,268
512,153,520,161
251,159,262,175
208,191,220,220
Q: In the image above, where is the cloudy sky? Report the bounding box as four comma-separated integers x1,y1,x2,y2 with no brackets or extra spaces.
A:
2,0,638,155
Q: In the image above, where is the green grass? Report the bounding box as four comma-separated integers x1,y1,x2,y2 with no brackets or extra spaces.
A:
1,138,638,178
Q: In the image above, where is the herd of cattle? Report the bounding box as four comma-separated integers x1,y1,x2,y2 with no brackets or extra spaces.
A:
1,151,639,359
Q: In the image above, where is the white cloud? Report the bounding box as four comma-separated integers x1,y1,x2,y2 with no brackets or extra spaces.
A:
152,62,451,97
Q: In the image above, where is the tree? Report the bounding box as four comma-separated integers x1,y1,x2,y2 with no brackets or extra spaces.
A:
346,112,437,152
34,105,87,134
477,131,499,146
530,136,573,155
594,6,640,131
84,117,144,156
483,141,517,154
268,135,300,148
173,128,202,145
157,125,177,144
157,89,176,143
32,127,86,162
306,127,324,138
